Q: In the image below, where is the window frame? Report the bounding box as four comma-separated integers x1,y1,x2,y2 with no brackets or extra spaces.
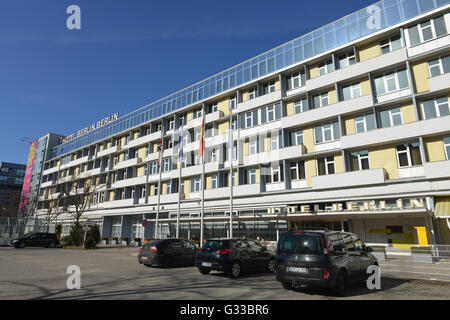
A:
349,150,370,171
396,142,423,168
317,156,335,176
290,160,305,181
421,97,450,119
444,137,450,160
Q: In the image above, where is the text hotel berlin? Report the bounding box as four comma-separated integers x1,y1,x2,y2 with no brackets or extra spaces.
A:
22,0,450,247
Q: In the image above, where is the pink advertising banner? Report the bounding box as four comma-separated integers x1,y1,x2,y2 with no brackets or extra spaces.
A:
19,140,37,217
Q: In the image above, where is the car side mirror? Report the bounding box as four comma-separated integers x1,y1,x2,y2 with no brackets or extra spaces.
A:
366,247,373,253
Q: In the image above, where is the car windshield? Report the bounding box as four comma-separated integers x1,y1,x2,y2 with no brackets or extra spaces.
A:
278,234,324,255
202,240,228,250
23,233,37,239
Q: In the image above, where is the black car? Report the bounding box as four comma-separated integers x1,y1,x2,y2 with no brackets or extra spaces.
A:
138,238,197,267
195,238,276,278
275,229,378,296
10,233,59,248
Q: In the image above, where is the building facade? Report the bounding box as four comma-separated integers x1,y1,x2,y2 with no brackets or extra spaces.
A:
32,0,450,246
0,162,26,216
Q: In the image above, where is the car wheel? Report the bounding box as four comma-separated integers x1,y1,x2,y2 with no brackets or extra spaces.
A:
334,270,347,297
17,243,25,249
227,261,241,278
281,281,294,290
266,259,276,273
199,268,210,275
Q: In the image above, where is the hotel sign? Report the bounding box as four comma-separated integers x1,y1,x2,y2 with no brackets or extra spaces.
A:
61,113,119,144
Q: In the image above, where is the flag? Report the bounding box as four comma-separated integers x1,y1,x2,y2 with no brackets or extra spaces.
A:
198,118,205,158
178,126,184,158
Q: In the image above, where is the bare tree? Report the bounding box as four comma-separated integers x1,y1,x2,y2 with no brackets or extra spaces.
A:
43,193,64,232
60,175,97,224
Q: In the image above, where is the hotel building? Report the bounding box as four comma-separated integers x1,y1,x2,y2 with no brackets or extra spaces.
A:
30,0,450,246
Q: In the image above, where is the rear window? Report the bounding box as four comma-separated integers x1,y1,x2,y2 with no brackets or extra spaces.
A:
202,240,229,250
278,233,324,255
143,240,164,247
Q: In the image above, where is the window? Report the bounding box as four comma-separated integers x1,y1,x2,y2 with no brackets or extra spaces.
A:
444,137,450,160
313,92,329,108
427,56,450,77
396,142,422,168
150,161,159,175
169,120,174,131
248,87,257,100
210,148,217,163
374,69,409,96
192,108,202,119
354,113,376,133
286,71,306,91
408,16,447,46
263,81,276,94
140,185,146,199
342,83,361,100
1,167,9,173
163,158,172,172
230,97,236,109
380,35,402,54
294,98,308,114
314,122,340,144
266,165,283,183
317,156,335,175
318,59,334,76
249,139,258,155
379,107,403,128
190,177,201,192
421,97,450,119
349,151,370,171
270,133,281,150
338,51,356,69
165,181,172,194
247,168,257,185
211,174,218,189
290,161,305,180
211,103,218,113
290,129,303,146
261,103,281,123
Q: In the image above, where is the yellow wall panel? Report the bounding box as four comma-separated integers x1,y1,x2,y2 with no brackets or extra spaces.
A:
358,42,380,62
187,112,193,121
425,138,446,162
411,61,430,93
360,78,371,96
329,89,337,105
206,176,212,189
303,128,315,153
309,65,318,79
305,159,316,187
335,154,344,174
255,168,260,184
241,90,249,102
369,147,399,179
244,141,249,156
345,118,356,136
401,103,416,124
138,147,146,159
275,78,281,91
218,121,229,134
137,166,145,177
183,180,190,198
286,102,295,116
218,98,230,116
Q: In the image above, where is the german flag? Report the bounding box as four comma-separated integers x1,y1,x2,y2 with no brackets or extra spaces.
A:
198,118,205,158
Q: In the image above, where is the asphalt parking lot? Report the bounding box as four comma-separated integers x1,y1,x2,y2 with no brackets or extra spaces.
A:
0,246,449,300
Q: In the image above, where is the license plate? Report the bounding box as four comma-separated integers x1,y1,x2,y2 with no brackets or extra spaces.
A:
141,256,148,260
201,262,212,267
287,266,308,273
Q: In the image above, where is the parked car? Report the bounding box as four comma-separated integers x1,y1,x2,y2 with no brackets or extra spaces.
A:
275,229,378,296
10,233,60,248
195,238,276,278
138,238,197,267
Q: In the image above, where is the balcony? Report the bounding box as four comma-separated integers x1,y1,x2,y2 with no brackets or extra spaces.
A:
205,110,225,124
160,193,179,204
306,48,407,92
114,157,142,170
43,166,59,176
291,179,308,189
281,94,373,129
203,184,261,199
244,145,306,166
57,175,73,184
239,120,282,139
236,90,282,114
41,180,55,188
111,175,147,189
398,166,425,179
285,85,307,99
311,168,386,189
97,145,120,158
376,88,411,104
425,160,450,179
265,182,285,192
341,115,450,149
103,198,135,209
407,35,450,57
60,156,89,169
428,72,450,94
77,169,94,179
314,141,341,152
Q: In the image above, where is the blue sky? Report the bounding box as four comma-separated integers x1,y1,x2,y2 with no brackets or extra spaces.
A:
0,0,375,164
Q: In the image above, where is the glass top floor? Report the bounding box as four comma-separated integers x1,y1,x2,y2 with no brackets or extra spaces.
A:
52,0,449,159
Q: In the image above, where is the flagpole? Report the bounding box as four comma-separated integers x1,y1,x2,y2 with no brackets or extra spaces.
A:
229,104,234,239
200,104,206,245
176,121,184,238
155,124,164,239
